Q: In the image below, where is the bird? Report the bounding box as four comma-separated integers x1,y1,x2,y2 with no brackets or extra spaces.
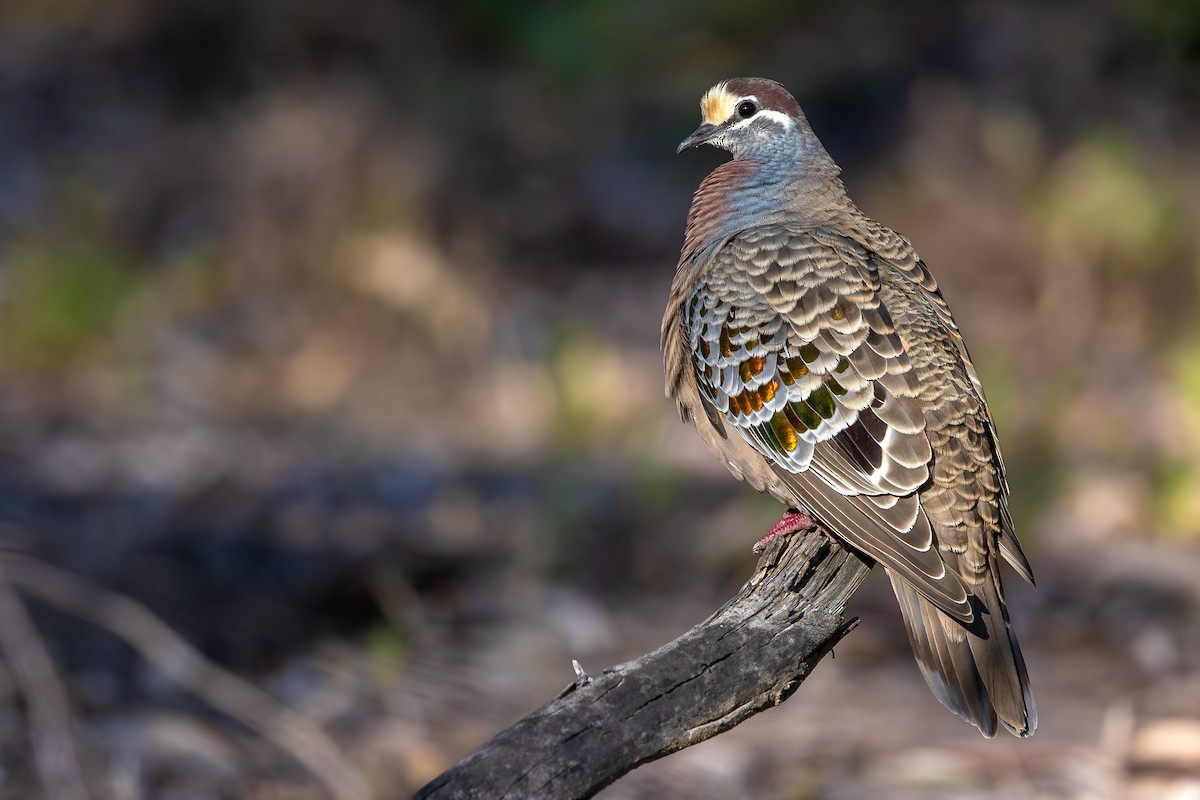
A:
662,78,1036,738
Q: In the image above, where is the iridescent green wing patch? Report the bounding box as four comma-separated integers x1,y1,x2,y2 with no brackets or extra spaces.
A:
686,229,932,497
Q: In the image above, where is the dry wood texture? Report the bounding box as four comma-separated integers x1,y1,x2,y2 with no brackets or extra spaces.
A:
415,529,874,800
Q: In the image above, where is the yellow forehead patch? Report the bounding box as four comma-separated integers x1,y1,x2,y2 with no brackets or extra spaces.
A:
700,82,742,125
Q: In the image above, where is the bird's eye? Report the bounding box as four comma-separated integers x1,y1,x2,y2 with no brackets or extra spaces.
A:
736,100,758,119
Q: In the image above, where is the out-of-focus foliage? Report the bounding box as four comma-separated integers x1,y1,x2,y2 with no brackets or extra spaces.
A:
3,219,138,369
1,1,1200,798
1039,132,1183,272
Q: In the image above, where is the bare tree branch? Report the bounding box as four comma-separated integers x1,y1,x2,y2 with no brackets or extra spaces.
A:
0,562,89,800
3,553,370,800
415,529,874,800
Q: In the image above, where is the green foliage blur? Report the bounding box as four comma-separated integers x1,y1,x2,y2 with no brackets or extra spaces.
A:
9,0,1195,539
1,1,1200,797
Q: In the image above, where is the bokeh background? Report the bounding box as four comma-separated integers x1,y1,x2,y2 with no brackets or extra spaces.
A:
1,1,1199,798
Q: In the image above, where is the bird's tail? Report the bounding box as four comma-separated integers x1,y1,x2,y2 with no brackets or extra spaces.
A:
888,570,1037,738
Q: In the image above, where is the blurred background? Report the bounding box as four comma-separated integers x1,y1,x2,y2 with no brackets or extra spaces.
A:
0,0,1199,798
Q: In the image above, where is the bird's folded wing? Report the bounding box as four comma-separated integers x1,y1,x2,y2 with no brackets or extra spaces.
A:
881,248,1034,587
686,225,978,622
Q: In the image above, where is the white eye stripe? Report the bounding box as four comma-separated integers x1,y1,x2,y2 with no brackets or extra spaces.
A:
731,95,758,121
730,108,794,131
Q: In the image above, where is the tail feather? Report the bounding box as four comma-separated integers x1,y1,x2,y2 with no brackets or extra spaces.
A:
888,571,1036,738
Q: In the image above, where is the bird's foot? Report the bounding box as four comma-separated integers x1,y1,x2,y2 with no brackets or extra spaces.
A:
753,508,816,553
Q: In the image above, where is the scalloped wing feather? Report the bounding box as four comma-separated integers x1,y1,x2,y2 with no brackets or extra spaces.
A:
682,226,985,620
666,222,1035,734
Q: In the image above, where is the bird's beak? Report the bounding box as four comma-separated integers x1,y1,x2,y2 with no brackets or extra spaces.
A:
677,123,719,153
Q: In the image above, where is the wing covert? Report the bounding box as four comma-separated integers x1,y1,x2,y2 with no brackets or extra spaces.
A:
685,226,977,620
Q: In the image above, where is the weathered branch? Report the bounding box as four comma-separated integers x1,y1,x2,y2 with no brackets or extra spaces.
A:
415,529,875,800
3,554,370,800
0,562,89,800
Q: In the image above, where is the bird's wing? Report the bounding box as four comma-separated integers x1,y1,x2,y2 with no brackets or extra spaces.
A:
878,248,1033,585
685,224,993,623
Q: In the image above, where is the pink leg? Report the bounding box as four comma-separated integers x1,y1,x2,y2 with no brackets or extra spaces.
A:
754,508,816,553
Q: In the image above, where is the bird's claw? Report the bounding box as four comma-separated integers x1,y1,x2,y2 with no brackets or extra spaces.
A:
753,508,816,553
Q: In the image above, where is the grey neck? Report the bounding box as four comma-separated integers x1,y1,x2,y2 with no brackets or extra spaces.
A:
716,157,850,239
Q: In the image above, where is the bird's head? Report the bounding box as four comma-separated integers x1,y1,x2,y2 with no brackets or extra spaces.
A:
678,78,827,168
